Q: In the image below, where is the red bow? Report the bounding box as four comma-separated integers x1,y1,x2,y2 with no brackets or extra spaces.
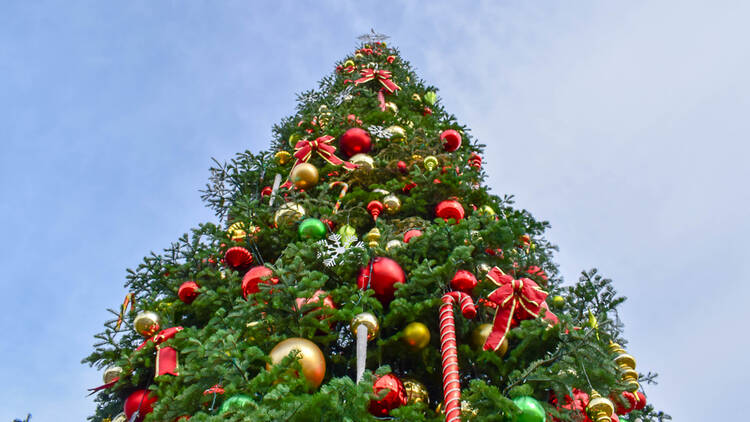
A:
280,135,356,189
354,69,401,94
482,267,557,352
136,326,183,377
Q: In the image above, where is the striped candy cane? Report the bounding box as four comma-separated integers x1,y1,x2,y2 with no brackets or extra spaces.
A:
439,292,476,422
329,181,349,214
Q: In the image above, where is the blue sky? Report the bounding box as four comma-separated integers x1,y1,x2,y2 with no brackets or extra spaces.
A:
1,1,748,420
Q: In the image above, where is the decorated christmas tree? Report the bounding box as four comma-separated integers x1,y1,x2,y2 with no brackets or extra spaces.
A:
84,33,668,422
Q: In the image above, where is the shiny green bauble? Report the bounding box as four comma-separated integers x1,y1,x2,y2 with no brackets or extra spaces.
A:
338,224,357,244
298,218,327,240
220,395,253,413
513,396,546,422
423,91,437,105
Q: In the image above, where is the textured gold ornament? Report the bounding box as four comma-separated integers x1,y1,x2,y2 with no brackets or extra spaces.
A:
383,194,401,214
386,239,403,251
586,390,615,422
411,93,422,102
423,155,439,171
290,162,319,189
288,133,302,148
268,338,326,389
402,322,431,349
274,202,305,226
274,151,292,165
111,413,127,422
385,101,398,114
350,153,375,169
227,221,247,241
403,378,429,405
317,105,329,113
471,323,509,357
350,312,379,340
102,366,122,384
387,125,407,142
364,227,381,248
610,342,640,391
133,311,160,337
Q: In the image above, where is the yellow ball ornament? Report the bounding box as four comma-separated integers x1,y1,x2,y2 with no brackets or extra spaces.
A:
274,151,292,165
290,162,319,189
351,312,379,340
288,133,302,148
344,59,355,67
133,311,160,337
402,322,430,349
471,323,509,357
267,338,326,389
478,205,496,216
383,194,401,214
402,378,429,405
387,125,407,142
423,156,439,171
349,153,374,169
274,202,305,226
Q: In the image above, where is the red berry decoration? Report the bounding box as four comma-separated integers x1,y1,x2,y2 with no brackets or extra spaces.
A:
634,391,647,410
435,199,465,223
241,266,278,298
403,229,423,243
124,389,158,422
440,129,462,152
368,373,407,416
357,257,406,304
450,270,478,293
367,200,384,221
339,127,372,157
224,246,253,270
178,281,200,304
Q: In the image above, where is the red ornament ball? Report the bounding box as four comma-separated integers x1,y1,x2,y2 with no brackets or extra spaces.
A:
241,266,278,298
178,281,200,304
450,270,478,293
634,391,647,410
224,246,253,270
612,391,637,415
435,200,465,223
357,257,406,304
403,229,423,243
397,160,408,173
339,128,372,157
294,289,336,320
440,129,462,152
369,373,408,416
124,389,158,422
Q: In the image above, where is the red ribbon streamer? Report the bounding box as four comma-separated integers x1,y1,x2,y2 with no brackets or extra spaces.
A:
116,293,134,331
354,69,401,94
483,267,557,352
439,292,476,422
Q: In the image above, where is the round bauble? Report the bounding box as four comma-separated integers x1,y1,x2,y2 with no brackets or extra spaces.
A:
471,323,509,357
386,239,403,251
241,266,278,298
124,389,157,422
423,155,438,171
634,392,646,410
551,295,565,308
290,162,319,189
267,338,326,389
387,125,407,142
224,246,253,270
227,221,247,241
383,194,401,214
587,391,615,421
423,91,437,105
288,133,302,148
384,101,398,114
440,129,462,152
435,200,465,223
513,396,546,422
403,229,422,243
450,270,478,293
294,290,336,320
349,153,375,169
219,394,253,414
350,312,379,340
102,366,122,384
397,160,408,173
111,413,127,422
298,218,327,240
402,321,431,349
369,373,408,416
274,150,292,165
274,202,305,226
339,128,372,157
178,281,200,304
402,378,429,405
357,257,406,304
133,311,160,337
612,391,637,415
344,59,355,67
476,262,492,277
337,224,357,244
478,205,496,216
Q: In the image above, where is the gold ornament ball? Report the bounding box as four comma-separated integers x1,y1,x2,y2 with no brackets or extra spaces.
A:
387,125,407,142
111,413,127,422
350,312,379,340
383,194,401,214
411,93,422,102
478,205,496,216
354,53,363,59
274,202,306,226
386,239,403,251
317,104,329,113
288,133,302,148
102,366,122,384
402,322,431,349
350,153,375,169
227,222,247,241
586,390,615,422
385,101,398,114
290,163,319,189
476,262,492,277
344,59,355,67
267,338,326,389
133,311,161,337
274,150,292,165
471,323,509,357
551,295,565,308
423,156,439,171
402,378,429,405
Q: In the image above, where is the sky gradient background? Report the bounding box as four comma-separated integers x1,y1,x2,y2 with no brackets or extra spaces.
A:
2,1,748,420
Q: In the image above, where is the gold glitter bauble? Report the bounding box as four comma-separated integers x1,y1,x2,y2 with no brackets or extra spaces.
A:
471,323,508,357
102,366,122,384
350,312,379,340
133,311,160,337
349,153,375,169
384,101,398,114
387,125,407,142
267,338,326,389
274,202,305,226
290,162,319,189
227,222,247,241
383,194,401,214
274,150,292,165
402,378,429,405
402,322,430,349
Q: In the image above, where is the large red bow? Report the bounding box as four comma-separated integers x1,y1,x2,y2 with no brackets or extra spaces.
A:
482,267,557,352
354,69,401,94
136,326,183,377
292,135,357,170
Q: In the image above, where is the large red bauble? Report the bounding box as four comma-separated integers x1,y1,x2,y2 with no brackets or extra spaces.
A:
634,391,647,410
241,266,278,298
294,289,336,320
612,391,637,415
124,389,158,422
368,373,408,416
440,129,462,152
357,257,406,304
224,246,253,270
403,229,423,243
339,128,372,157
178,281,200,304
450,270,478,293
435,200,465,223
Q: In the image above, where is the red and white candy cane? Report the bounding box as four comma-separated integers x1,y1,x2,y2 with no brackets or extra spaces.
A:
329,181,349,214
439,291,476,422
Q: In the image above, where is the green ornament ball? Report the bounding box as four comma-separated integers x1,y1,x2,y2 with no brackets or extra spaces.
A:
513,396,546,422
423,91,437,105
337,224,357,244
220,394,253,413
298,218,327,240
